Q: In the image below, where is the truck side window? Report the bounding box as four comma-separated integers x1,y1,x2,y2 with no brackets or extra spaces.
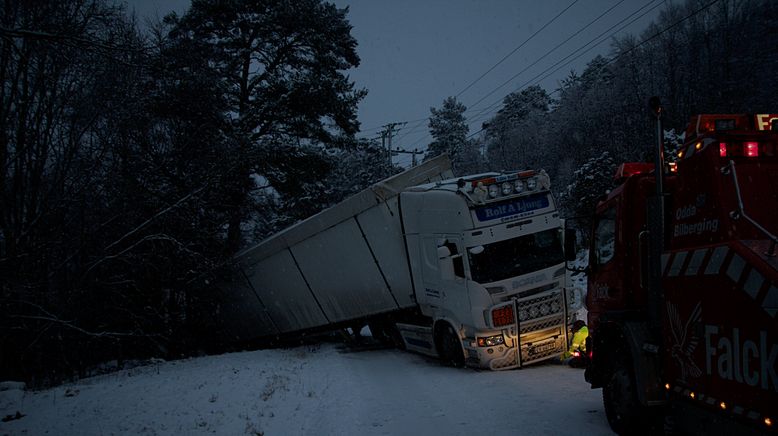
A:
443,241,466,278
594,207,616,266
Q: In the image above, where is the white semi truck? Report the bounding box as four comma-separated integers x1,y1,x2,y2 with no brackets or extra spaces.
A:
217,155,582,369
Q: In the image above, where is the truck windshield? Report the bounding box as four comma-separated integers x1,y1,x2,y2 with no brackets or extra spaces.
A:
468,228,563,284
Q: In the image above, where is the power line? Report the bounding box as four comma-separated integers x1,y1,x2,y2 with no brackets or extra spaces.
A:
392,117,429,144
358,116,429,136
454,0,581,99
382,0,588,147
395,0,629,153
467,0,663,127
372,0,675,158
464,0,629,115
466,0,722,140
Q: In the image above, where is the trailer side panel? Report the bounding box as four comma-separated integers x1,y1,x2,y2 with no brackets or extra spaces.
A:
244,249,330,332
291,218,399,322
356,196,417,308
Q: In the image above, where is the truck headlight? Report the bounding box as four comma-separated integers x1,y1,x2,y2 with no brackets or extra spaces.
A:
477,334,505,347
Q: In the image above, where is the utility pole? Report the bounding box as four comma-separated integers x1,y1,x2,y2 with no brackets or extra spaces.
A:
380,122,406,166
392,148,424,167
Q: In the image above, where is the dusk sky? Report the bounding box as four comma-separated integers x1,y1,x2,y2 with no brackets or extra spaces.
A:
125,0,664,166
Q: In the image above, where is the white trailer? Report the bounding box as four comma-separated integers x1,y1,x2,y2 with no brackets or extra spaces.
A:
218,155,582,369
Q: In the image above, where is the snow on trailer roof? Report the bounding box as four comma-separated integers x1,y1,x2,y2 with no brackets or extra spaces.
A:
236,154,454,265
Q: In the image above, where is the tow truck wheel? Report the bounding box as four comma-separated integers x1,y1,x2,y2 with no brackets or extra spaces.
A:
603,364,641,435
435,323,465,367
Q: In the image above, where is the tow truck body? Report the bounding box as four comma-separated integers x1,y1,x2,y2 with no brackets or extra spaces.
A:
584,113,778,434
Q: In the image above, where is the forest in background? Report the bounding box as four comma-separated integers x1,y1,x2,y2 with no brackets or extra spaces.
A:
1,0,776,384
429,0,777,229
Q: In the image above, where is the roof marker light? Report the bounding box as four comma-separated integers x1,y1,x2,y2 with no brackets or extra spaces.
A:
488,184,499,198
695,142,702,150
745,141,759,157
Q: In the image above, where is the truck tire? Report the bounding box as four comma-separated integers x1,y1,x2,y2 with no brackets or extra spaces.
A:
436,323,465,367
603,363,642,435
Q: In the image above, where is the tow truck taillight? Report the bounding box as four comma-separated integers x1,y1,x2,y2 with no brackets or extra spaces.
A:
745,141,759,157
718,141,774,158
491,304,514,327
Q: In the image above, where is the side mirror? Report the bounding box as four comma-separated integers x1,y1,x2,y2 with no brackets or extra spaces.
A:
564,228,577,262
437,246,452,259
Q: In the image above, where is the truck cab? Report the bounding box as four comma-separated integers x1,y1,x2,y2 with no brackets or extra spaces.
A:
400,170,582,369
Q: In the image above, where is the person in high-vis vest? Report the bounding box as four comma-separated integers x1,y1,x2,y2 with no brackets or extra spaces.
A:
561,320,588,367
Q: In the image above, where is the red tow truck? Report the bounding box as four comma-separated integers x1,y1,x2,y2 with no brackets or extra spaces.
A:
582,108,778,435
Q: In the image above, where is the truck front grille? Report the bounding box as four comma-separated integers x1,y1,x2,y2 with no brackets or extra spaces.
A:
516,291,565,335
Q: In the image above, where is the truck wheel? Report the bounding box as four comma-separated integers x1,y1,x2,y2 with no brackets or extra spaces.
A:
603,364,641,435
436,323,465,367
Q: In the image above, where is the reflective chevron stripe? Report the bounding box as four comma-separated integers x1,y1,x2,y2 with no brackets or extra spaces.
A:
662,245,777,318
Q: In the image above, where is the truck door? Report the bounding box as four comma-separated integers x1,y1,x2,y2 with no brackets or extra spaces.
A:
588,203,626,323
421,236,470,319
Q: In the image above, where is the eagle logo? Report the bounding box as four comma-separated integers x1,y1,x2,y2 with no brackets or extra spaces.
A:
667,301,702,382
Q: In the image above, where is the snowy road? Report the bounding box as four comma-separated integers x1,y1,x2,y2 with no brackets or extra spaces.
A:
1,343,614,435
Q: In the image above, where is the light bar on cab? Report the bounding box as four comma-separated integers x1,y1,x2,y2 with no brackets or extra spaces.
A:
468,170,550,203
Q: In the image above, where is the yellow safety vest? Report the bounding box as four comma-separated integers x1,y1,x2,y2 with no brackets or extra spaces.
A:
561,326,588,360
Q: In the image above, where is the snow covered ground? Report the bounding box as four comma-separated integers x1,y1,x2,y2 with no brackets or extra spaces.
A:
1,252,597,436
1,339,612,436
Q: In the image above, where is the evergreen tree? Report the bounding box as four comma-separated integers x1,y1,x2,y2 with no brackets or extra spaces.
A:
558,151,616,232
168,0,366,251
484,85,551,171
425,97,469,169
